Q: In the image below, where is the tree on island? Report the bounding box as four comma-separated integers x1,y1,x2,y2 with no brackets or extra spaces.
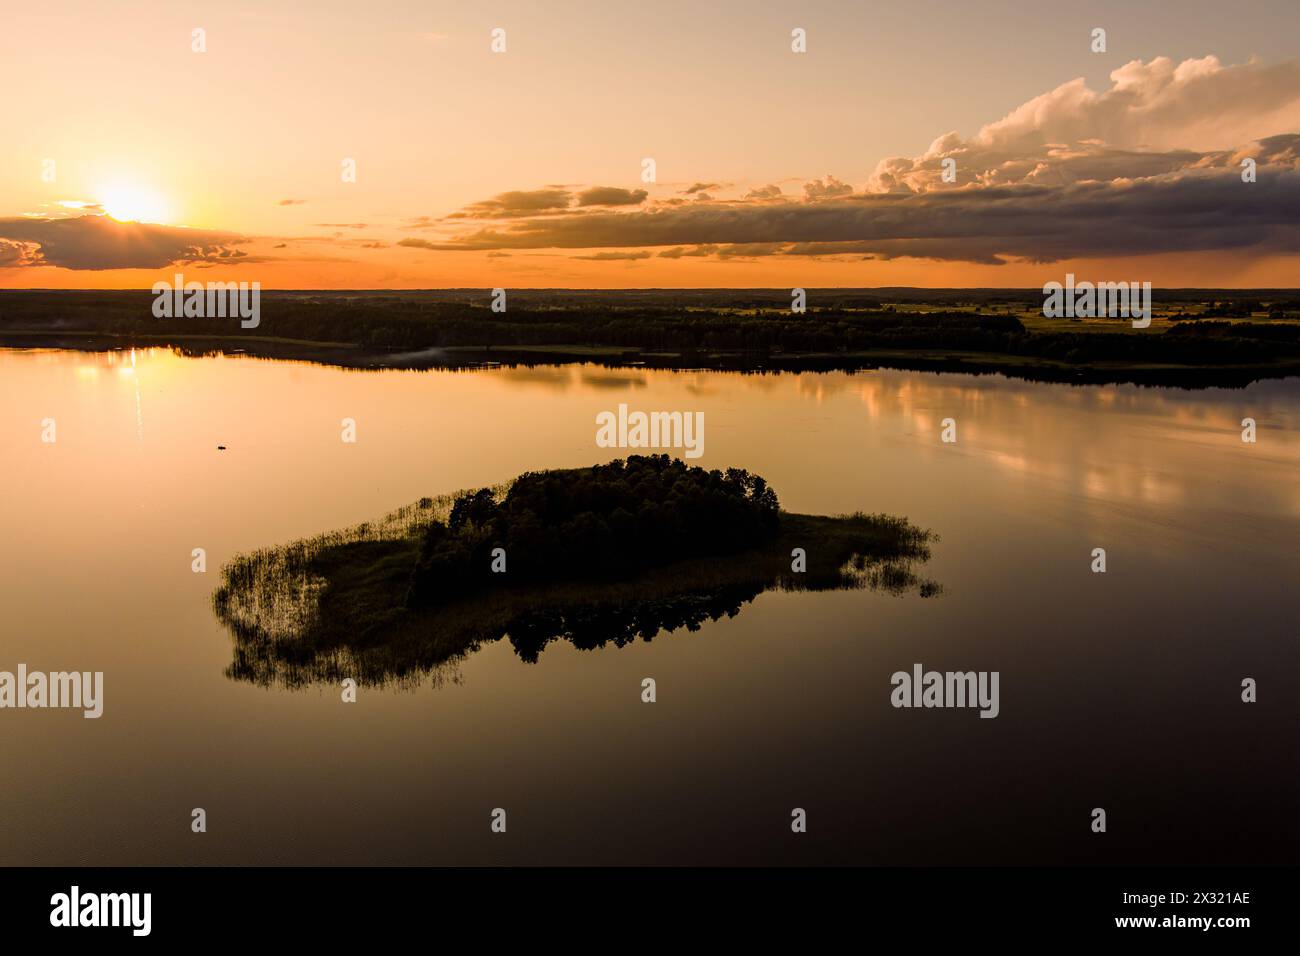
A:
406,455,780,607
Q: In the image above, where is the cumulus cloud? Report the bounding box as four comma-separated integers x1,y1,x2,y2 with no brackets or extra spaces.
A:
0,214,250,271
803,175,853,201
986,55,1300,151
868,55,1300,193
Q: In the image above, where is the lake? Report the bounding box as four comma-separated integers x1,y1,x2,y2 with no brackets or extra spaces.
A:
1,346,1297,865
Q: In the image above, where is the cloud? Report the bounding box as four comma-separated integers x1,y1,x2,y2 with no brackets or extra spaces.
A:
449,188,573,219
868,55,1300,193
986,55,1300,151
412,161,1300,264
658,245,718,258
716,243,787,259
278,199,307,206
803,175,853,201
684,182,721,195
408,57,1300,266
0,214,250,271
575,187,648,207
0,239,39,267
442,185,649,219
571,250,652,260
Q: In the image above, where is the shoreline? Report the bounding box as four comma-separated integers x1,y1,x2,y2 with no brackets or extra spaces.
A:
4,328,1299,388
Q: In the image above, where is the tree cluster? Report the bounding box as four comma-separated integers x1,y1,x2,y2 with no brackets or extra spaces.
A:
406,455,780,608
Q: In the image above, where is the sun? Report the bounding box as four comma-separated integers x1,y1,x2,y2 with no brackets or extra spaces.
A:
98,184,170,224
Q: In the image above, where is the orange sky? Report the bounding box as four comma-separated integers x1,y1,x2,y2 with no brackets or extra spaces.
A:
3,0,1299,288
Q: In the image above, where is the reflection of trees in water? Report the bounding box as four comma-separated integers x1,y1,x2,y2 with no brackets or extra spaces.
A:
218,575,773,689
216,546,939,692
504,583,763,664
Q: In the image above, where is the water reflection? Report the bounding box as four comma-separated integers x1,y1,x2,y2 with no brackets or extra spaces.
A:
10,346,1300,522
2,346,1297,866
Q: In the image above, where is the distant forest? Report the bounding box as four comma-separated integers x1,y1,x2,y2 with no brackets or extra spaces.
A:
4,289,1300,384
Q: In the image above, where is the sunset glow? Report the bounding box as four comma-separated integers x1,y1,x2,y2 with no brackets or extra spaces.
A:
1,0,1298,288
98,183,170,224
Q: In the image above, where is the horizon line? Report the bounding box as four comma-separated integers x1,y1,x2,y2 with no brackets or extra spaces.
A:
4,287,1300,294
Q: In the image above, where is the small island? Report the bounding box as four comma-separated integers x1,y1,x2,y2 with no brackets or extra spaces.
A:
213,455,940,689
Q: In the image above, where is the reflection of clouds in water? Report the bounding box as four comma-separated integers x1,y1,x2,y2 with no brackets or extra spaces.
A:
491,364,739,398
490,365,655,393
482,364,1300,518
747,368,1300,515
29,349,1300,519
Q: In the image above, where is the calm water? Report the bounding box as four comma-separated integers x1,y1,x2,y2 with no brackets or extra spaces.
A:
2,347,1298,865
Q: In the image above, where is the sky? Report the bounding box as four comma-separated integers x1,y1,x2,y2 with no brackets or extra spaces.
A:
2,0,1299,289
